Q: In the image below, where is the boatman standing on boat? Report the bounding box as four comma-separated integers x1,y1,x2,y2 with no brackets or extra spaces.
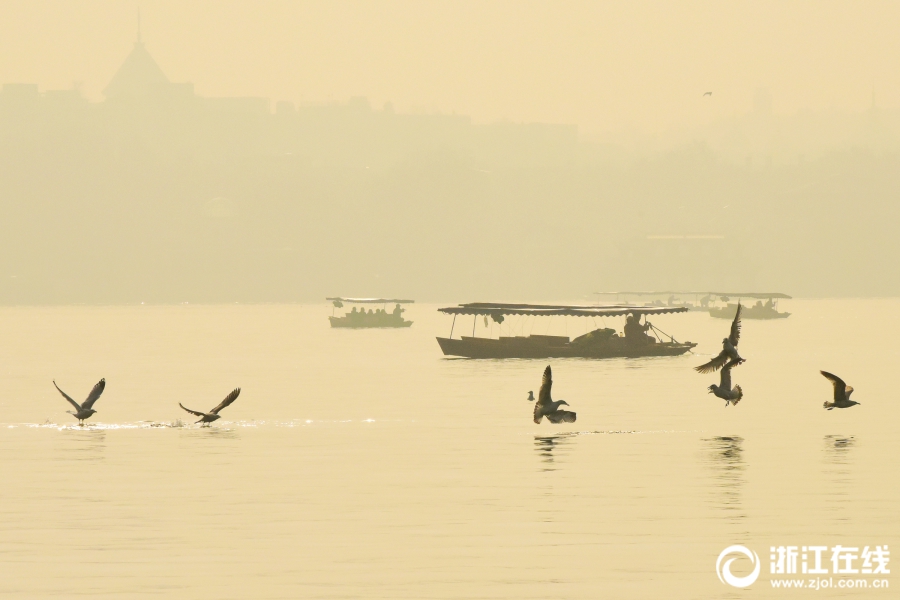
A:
624,312,653,345
393,303,404,318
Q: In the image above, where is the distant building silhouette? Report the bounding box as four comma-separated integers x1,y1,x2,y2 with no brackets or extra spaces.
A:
0,35,897,303
104,38,171,101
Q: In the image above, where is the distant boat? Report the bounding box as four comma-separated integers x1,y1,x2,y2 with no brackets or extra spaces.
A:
327,297,414,328
706,293,791,320
595,291,712,312
436,303,696,359
596,291,792,320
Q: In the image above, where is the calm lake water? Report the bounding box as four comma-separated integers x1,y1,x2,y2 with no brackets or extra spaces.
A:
0,300,896,598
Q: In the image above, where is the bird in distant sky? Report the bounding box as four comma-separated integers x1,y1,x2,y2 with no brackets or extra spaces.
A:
821,372,860,410
703,91,712,96
179,388,241,425
695,304,744,374
54,378,106,425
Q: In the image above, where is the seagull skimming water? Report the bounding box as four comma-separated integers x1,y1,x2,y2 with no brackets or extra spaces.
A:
707,361,743,406
54,378,105,425
695,303,744,374
179,388,241,425
821,372,860,410
533,366,576,424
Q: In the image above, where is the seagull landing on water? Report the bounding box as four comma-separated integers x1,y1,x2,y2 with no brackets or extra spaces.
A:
533,366,576,424
821,372,860,410
695,303,745,374
54,378,105,425
179,388,241,425
707,361,743,406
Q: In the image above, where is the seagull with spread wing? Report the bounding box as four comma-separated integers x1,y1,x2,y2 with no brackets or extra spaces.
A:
533,366,576,424
54,378,106,425
179,388,241,425
545,409,577,423
707,360,743,406
821,371,860,410
695,303,745,374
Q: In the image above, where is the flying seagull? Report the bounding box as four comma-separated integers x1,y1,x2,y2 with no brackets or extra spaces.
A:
179,388,241,425
695,303,744,374
821,371,860,410
546,409,577,423
707,360,743,406
533,366,576,424
54,378,105,425
704,91,712,96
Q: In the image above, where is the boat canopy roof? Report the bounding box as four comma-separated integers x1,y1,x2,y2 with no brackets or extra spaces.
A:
438,302,688,317
327,297,414,304
595,291,792,299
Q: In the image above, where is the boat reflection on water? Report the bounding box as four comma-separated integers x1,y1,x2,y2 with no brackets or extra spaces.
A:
704,436,746,523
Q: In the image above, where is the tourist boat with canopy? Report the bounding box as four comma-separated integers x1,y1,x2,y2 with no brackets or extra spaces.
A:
596,291,792,319
705,292,791,319
327,297,414,328
595,291,712,311
436,302,696,359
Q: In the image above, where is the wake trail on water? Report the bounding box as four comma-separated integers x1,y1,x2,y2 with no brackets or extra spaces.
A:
3,418,403,431
539,429,705,438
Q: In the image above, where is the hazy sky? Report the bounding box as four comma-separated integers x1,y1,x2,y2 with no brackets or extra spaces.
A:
1,0,898,133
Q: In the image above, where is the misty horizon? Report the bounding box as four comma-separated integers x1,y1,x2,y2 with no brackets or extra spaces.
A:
1,2,899,304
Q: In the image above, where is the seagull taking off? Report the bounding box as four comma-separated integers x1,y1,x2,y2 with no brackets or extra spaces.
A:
54,378,105,425
707,361,743,406
179,388,241,425
821,372,860,410
533,366,576,424
695,303,744,374
546,409,577,423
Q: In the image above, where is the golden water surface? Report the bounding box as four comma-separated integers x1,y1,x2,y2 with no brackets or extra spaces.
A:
0,300,896,598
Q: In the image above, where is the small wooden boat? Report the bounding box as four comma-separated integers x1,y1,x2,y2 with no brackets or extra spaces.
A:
327,297,414,328
436,302,696,359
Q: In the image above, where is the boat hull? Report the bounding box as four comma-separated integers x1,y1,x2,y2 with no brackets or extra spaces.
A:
436,336,696,359
330,316,413,328
709,305,790,320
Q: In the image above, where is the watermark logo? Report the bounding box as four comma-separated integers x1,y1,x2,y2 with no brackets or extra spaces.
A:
771,545,890,575
716,545,761,588
716,544,890,590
